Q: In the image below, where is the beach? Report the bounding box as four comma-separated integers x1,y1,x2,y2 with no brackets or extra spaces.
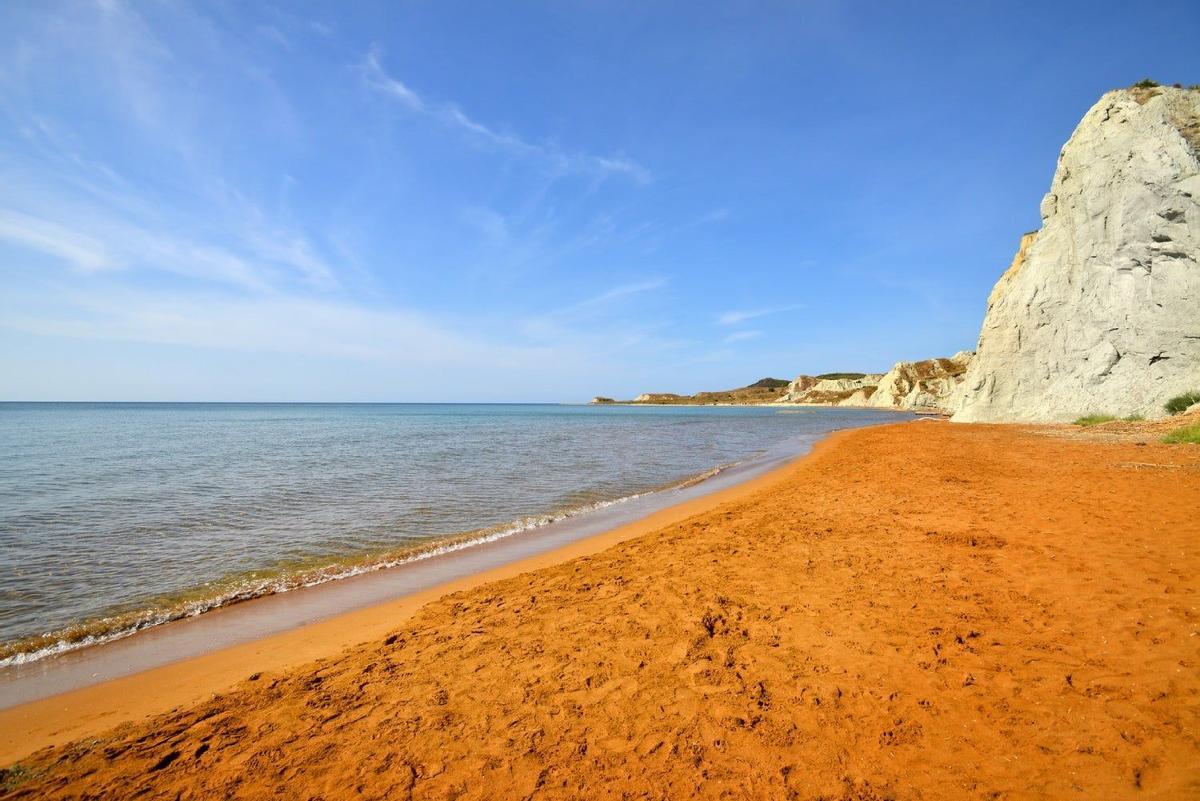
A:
4,3,1198,798
2,418,1199,799
0,403,909,667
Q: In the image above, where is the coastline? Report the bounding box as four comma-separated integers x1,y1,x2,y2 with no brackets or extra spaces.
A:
3,403,902,670
5,418,1198,799
0,424,846,765
592,401,942,414
0,455,745,668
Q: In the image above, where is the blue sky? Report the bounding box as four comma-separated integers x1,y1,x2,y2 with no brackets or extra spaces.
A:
1,1,1197,401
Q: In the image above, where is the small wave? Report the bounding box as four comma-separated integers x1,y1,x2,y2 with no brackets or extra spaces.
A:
0,460,739,667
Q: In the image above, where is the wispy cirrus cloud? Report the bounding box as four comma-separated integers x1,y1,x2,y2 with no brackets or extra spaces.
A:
0,286,521,364
0,151,337,292
514,276,674,348
715,304,803,326
359,45,650,183
0,1,338,294
0,2,701,402
0,209,112,272
0,204,333,293
723,329,761,343
571,278,667,309
0,279,689,388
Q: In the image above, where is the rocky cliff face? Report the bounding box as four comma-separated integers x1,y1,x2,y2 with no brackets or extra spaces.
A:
593,379,792,405
864,351,974,412
953,86,1200,422
777,353,972,412
776,374,882,406
607,357,973,412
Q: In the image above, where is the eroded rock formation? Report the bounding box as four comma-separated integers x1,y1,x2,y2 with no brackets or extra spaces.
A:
776,354,972,413
864,351,974,412
775,374,883,406
952,86,1200,422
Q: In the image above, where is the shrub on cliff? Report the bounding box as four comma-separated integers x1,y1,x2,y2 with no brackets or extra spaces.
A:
1164,391,1200,415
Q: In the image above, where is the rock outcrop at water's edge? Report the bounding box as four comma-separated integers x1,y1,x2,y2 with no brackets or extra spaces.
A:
774,354,972,413
952,85,1200,422
863,351,974,412
598,357,974,413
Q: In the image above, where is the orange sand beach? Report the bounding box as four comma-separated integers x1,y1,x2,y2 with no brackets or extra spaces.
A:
2,419,1198,799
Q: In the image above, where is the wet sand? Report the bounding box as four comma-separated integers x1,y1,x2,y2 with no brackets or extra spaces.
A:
2,420,1199,799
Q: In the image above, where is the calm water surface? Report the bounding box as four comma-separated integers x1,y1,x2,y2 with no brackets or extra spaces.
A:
0,403,909,661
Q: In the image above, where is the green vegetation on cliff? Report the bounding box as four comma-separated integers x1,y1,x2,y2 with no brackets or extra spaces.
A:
815,372,867,381
1165,391,1200,415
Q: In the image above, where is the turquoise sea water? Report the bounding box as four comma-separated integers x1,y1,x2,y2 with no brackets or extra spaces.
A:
0,402,909,662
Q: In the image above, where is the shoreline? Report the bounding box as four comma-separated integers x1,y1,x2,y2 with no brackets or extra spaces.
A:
0,424,854,766
1,403,909,670
0,456,743,668
2,419,1197,797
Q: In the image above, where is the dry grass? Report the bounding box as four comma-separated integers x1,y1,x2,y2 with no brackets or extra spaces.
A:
1163,424,1200,445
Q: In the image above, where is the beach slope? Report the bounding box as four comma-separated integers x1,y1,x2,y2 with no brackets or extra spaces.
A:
3,421,1198,799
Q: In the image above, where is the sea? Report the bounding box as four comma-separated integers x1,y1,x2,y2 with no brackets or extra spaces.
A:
0,402,909,664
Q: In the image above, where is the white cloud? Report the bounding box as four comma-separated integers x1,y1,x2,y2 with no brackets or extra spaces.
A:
573,278,667,308
515,277,669,343
0,1,335,293
723,329,762,343
0,280,693,393
0,4,695,401
360,46,426,112
0,209,112,272
0,198,332,293
359,45,651,183
0,286,528,364
715,304,803,326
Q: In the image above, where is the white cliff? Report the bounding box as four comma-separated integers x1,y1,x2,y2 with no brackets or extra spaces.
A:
865,351,974,412
776,374,881,406
953,85,1200,422
777,354,972,413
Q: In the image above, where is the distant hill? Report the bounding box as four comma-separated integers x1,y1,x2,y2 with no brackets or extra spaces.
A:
596,354,975,413
593,378,791,405
746,378,790,389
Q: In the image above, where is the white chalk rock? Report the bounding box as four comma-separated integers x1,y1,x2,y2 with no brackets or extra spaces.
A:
953,86,1200,422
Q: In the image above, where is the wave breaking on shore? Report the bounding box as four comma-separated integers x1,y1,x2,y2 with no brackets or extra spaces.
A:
0,462,734,667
